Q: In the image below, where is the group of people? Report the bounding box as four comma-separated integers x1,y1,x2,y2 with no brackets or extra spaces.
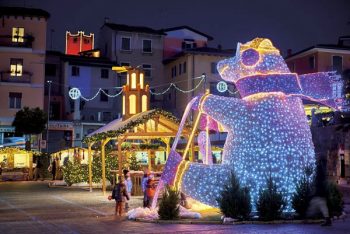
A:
109,170,157,216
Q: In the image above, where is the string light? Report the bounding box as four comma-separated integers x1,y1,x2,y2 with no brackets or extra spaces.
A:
160,38,337,212
69,75,208,101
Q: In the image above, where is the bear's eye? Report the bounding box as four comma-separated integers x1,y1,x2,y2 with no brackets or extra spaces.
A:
241,49,260,66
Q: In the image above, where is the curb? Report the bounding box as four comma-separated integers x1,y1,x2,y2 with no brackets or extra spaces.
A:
132,218,325,225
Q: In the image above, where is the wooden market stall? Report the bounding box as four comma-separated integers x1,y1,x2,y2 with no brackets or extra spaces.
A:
0,147,39,181
83,66,192,195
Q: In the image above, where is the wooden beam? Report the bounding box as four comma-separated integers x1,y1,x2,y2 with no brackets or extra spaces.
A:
118,138,123,177
101,138,110,196
88,143,93,192
158,119,178,132
124,132,178,137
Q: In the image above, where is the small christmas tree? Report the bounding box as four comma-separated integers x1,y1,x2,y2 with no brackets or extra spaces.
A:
217,171,251,220
158,185,180,220
292,165,313,218
256,176,286,221
129,153,140,171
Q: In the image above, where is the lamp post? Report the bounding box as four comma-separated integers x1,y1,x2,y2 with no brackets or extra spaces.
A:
46,80,52,153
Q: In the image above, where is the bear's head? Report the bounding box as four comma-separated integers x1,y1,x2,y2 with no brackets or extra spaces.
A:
217,38,291,83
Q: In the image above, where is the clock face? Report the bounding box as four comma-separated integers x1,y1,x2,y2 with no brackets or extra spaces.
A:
69,88,81,100
217,81,228,93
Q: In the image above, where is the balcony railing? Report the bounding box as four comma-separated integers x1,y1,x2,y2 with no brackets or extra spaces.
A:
0,71,32,83
0,35,34,48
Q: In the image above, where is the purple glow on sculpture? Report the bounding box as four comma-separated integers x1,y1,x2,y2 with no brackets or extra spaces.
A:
159,38,336,212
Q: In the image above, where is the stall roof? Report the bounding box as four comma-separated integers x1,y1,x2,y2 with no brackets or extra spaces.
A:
84,109,191,143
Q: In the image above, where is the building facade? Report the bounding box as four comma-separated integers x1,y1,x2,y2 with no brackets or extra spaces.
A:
99,22,165,101
163,47,236,117
0,7,49,144
285,37,350,111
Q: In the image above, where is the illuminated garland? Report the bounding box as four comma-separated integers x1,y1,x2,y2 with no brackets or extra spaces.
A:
69,75,206,101
83,109,189,144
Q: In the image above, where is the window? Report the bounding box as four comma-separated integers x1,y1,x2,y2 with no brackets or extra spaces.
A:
183,62,187,73
100,89,108,102
121,37,131,51
211,62,218,74
131,73,137,89
73,38,78,43
129,95,136,114
142,64,152,78
84,38,90,44
182,40,197,49
12,27,24,42
142,95,148,112
9,92,22,109
308,56,315,69
171,66,177,78
45,64,56,76
142,39,152,53
10,58,23,76
179,64,182,75
332,56,343,74
71,66,80,76
101,69,109,79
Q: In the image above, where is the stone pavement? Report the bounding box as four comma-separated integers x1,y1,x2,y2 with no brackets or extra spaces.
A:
0,181,350,234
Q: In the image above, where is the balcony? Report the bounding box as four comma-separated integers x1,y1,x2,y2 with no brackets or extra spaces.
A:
0,35,34,48
0,71,32,83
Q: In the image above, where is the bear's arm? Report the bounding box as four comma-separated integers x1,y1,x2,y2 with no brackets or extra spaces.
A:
200,95,245,124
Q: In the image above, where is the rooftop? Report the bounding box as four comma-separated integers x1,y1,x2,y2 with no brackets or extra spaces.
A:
163,47,234,64
285,44,350,59
162,25,214,40
103,23,165,35
0,7,50,18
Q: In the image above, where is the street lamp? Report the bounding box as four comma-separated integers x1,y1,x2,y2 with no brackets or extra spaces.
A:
46,80,52,153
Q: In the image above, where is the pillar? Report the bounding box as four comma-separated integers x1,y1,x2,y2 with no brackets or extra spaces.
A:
88,143,93,192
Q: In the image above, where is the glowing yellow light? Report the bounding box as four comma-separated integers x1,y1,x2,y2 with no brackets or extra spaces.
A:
140,73,144,89
129,94,136,114
10,64,22,76
12,27,24,42
122,95,125,115
131,73,136,89
142,95,147,112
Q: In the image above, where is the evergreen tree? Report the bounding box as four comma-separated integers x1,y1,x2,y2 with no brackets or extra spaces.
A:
217,172,251,220
158,186,180,220
292,165,313,218
129,153,140,171
256,177,286,221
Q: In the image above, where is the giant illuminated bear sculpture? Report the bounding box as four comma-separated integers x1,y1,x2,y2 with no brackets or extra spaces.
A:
159,38,336,211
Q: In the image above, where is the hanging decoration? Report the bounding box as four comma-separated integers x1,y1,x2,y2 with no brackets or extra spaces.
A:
68,75,208,101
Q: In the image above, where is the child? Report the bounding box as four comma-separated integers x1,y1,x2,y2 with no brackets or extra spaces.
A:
123,169,132,210
146,173,156,208
108,176,130,216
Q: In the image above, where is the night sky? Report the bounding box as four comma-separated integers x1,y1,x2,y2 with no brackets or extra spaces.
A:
2,0,350,55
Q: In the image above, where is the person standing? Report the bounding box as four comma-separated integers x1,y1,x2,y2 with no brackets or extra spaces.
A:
34,159,43,181
123,169,132,210
108,176,129,216
51,158,57,180
146,173,156,208
306,159,331,226
142,172,149,207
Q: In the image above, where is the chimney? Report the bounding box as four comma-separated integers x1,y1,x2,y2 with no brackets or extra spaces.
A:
287,49,292,57
217,44,222,50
